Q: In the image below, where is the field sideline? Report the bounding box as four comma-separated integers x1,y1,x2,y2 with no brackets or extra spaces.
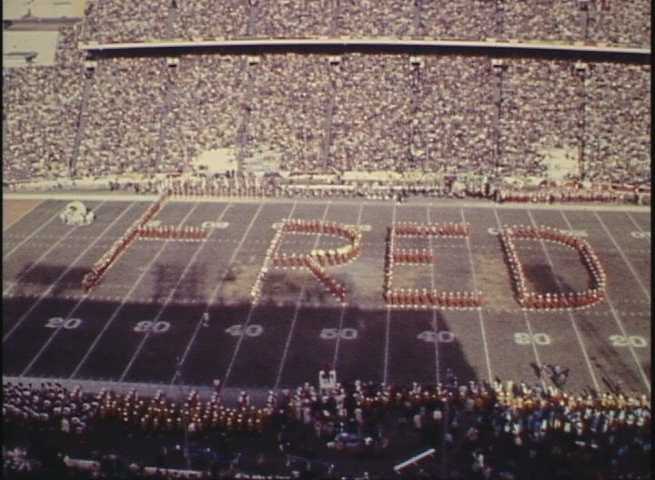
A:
2,196,651,399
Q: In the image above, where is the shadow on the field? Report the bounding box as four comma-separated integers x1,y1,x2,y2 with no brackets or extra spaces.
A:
262,272,303,298
432,309,479,384
3,294,480,389
571,306,642,393
153,263,206,304
11,263,89,297
522,263,580,295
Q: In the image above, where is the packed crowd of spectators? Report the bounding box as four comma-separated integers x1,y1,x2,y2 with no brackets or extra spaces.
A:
331,54,412,172
583,63,651,186
82,0,171,43
74,0,650,47
55,24,84,68
501,0,583,43
414,56,495,175
164,54,246,172
586,0,651,49
173,0,248,40
419,1,494,41
499,59,580,178
3,24,83,183
3,40,650,194
254,0,332,38
335,0,414,37
245,54,330,173
3,375,651,479
76,57,172,178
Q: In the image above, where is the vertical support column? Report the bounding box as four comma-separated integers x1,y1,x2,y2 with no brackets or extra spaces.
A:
329,0,339,36
236,56,257,172
70,58,94,177
247,0,259,37
579,0,590,42
409,57,423,170
575,62,588,179
491,59,505,173
167,0,177,39
495,0,504,38
413,0,422,38
156,58,178,171
321,57,338,171
3,72,10,169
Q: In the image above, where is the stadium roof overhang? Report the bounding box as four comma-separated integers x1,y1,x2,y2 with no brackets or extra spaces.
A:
79,38,650,63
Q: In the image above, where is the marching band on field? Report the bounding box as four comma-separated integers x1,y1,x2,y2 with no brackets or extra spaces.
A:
384,222,483,310
82,194,169,292
500,225,607,311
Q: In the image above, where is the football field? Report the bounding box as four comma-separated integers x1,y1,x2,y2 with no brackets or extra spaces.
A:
2,196,651,398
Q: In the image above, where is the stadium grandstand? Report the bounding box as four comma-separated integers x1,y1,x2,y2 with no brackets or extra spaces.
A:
2,0,651,479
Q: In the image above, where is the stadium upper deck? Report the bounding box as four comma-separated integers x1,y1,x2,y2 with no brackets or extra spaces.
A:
77,0,650,50
2,2,651,194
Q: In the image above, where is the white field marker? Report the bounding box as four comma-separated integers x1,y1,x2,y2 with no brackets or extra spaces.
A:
222,201,298,389
462,208,493,384
562,211,650,393
69,203,197,379
17,204,138,375
170,202,265,385
383,201,397,386
119,204,233,382
332,202,365,371
273,203,331,389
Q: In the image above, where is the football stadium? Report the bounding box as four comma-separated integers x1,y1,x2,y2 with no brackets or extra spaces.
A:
2,1,651,479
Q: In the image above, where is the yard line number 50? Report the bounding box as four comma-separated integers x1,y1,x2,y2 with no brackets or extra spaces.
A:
320,328,358,340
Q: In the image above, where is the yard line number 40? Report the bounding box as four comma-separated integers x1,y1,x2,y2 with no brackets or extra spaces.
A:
41,319,648,350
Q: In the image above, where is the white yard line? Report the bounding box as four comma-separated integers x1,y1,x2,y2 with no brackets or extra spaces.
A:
7,211,106,341
562,212,651,394
2,200,110,343
169,203,263,385
3,201,43,233
525,210,600,392
3,209,62,261
222,201,298,389
273,203,331,390
599,296,651,394
331,307,348,371
3,201,107,297
593,211,650,302
331,203,365,371
625,212,650,240
17,204,139,375
491,209,545,389
426,207,440,385
69,203,196,379
382,202,397,386
120,204,232,382
460,208,493,383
